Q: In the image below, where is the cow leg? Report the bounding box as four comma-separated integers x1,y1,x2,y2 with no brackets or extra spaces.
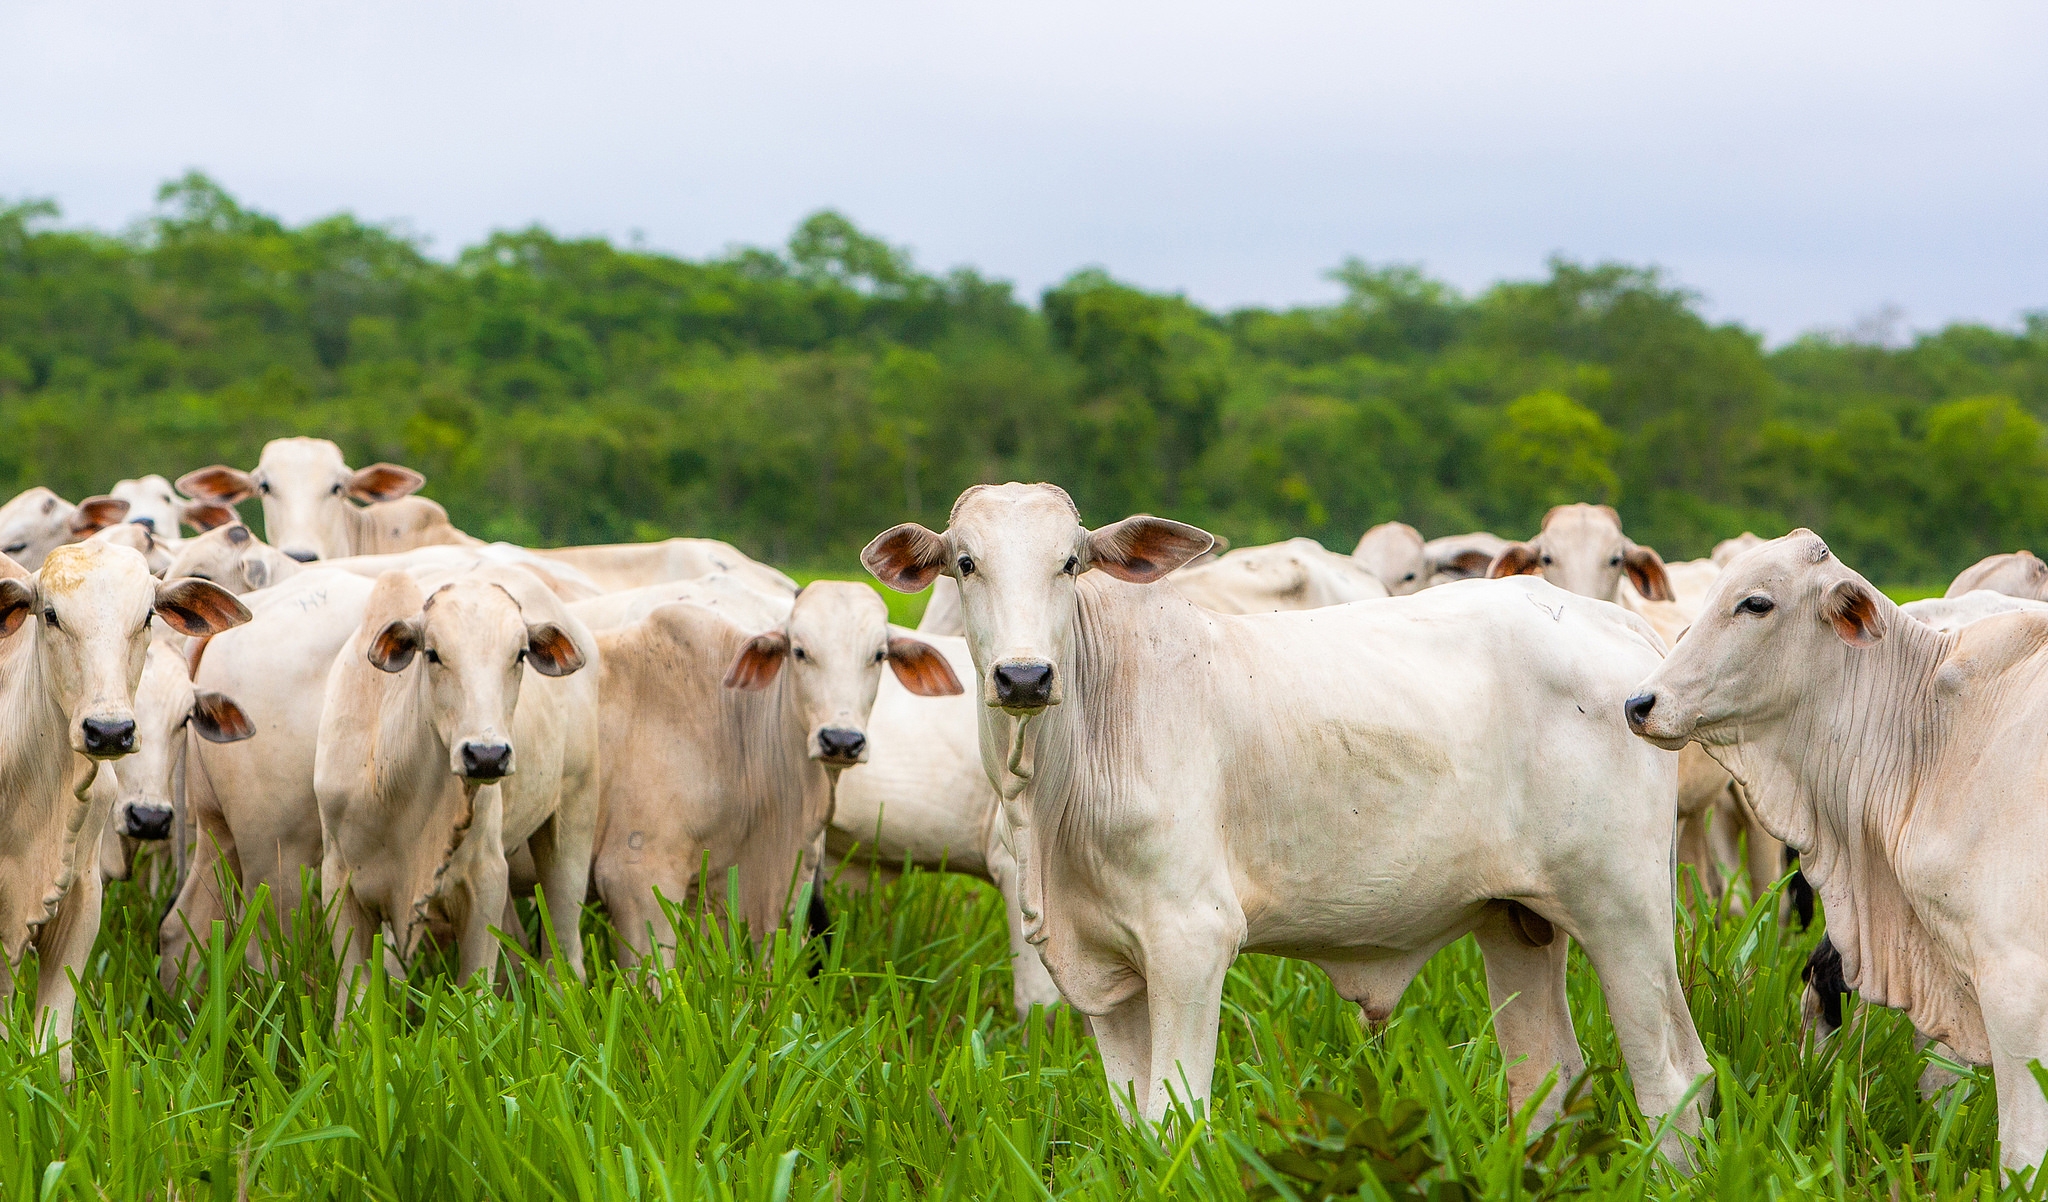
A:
32,869,105,1083
524,813,590,981
1577,908,1711,1163
452,801,511,990
1977,955,2048,1172
1088,996,1153,1125
598,860,696,986
987,833,1061,1022
1134,941,1232,1124
323,848,379,1025
1473,910,1583,1130
159,815,238,996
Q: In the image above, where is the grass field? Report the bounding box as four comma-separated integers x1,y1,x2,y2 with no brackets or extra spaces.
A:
0,862,2040,1201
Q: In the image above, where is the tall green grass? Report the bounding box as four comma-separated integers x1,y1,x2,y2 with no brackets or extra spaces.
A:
0,867,2038,1199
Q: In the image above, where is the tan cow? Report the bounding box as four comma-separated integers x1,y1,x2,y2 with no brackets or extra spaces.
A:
1352,523,1504,595
1168,537,1389,613
95,642,254,885
1491,503,1783,912
865,484,1709,1154
582,580,958,971
1946,550,2048,601
0,542,247,1078
317,567,599,1011
1625,530,2048,1171
0,487,129,569
177,437,471,563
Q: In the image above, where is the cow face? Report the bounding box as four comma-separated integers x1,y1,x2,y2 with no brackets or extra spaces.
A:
177,437,424,563
722,581,961,766
109,474,237,537
107,642,254,840
1491,503,1673,603
863,483,1211,716
1353,522,1428,595
1625,530,1886,750
1947,549,2048,602
368,579,585,782
0,487,130,570
0,543,251,759
164,524,280,594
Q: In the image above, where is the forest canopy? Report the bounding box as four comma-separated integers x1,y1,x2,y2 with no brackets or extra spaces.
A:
3,173,2044,584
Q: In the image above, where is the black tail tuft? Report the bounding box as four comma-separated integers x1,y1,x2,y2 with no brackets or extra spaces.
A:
1784,849,1816,929
1802,936,1848,1035
805,892,834,977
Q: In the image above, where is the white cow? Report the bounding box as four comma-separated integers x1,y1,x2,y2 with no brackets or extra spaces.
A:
1625,530,2048,1171
1352,523,1503,595
0,487,129,569
317,567,599,1011
177,437,470,563
863,483,1709,1152
0,542,247,1078
528,538,798,596
107,474,237,538
1946,550,2048,601
95,642,254,885
165,522,602,602
1168,537,1389,613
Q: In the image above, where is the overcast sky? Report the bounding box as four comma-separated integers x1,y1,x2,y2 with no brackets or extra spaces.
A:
4,1,2043,342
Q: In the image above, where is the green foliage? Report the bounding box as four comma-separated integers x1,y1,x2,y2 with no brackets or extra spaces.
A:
4,178,2048,586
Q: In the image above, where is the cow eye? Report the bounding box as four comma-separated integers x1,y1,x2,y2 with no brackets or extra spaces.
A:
1063,555,1080,576
424,649,442,664
1609,555,1622,566
515,648,527,663
1737,595,1774,616
792,647,808,662
3,543,24,555
331,483,345,496
1401,572,1416,582
41,607,58,630
872,649,887,663
144,612,153,629
957,555,975,577
256,481,270,495
1539,554,1553,567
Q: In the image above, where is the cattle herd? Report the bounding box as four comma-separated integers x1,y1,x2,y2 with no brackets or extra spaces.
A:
1,437,2046,1171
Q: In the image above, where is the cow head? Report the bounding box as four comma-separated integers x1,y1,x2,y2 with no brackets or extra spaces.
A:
1946,549,2048,602
106,642,254,840
164,523,290,594
1353,521,1428,595
109,474,238,537
862,483,1212,715
178,437,424,563
1490,503,1673,603
0,542,250,759
722,581,960,766
1624,530,1888,750
367,576,587,782
0,487,130,570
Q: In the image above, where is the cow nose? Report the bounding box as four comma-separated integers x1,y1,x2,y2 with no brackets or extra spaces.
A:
1624,692,1657,731
122,803,175,841
131,516,157,532
459,741,514,780
81,716,137,757
284,548,319,563
992,661,1055,709
816,727,866,763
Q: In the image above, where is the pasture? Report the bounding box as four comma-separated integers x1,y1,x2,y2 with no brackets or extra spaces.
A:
0,839,2027,1199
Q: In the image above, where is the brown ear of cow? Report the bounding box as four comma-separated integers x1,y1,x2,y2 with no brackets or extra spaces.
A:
190,691,256,743
723,630,790,689
1085,516,1215,583
181,500,239,533
524,622,587,677
1623,544,1675,602
887,636,964,696
176,466,256,505
862,524,948,593
71,496,130,536
348,463,426,504
0,578,33,638
154,578,253,637
1434,548,1496,580
1488,543,1543,578
369,618,423,672
1822,579,1887,647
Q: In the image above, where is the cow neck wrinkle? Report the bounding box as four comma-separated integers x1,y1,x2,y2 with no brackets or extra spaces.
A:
1720,607,1991,1056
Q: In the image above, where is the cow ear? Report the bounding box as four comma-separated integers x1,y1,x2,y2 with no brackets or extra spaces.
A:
1084,516,1214,583
71,496,129,536
0,579,33,638
862,524,949,593
1822,579,1887,648
723,631,790,689
1489,543,1543,578
240,553,271,591
524,622,587,677
347,463,425,504
180,499,239,533
154,578,253,637
1623,544,1675,602
369,618,422,672
1433,548,1496,581
190,691,256,743
176,466,255,505
887,636,964,696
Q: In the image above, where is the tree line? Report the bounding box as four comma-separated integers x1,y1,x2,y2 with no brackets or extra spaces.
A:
3,173,2045,584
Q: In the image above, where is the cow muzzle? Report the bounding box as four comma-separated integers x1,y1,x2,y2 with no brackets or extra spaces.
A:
1623,691,1690,751
990,659,1057,713
459,740,515,781
79,715,138,758
814,726,867,766
121,801,176,841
